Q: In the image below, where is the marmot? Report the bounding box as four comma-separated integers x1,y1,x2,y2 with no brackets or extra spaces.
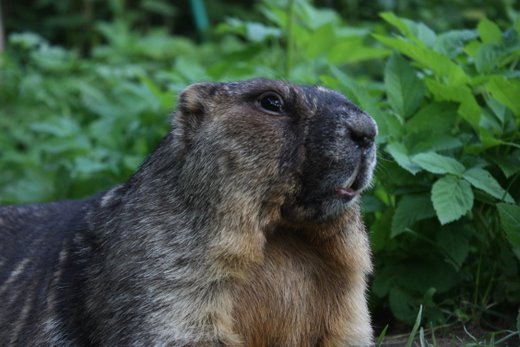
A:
0,79,377,346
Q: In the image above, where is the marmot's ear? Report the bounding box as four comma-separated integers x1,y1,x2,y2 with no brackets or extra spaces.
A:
177,82,219,120
172,82,219,148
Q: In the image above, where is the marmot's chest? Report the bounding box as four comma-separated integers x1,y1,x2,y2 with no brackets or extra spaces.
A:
231,235,345,346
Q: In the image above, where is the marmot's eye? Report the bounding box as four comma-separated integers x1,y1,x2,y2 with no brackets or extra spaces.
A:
258,92,284,114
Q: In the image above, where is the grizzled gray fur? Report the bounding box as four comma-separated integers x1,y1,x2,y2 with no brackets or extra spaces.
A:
0,79,377,346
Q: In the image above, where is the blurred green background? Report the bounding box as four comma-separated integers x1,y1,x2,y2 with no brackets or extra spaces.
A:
1,0,519,342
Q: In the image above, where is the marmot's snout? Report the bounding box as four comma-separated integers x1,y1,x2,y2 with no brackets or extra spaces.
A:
282,86,378,224
346,109,377,150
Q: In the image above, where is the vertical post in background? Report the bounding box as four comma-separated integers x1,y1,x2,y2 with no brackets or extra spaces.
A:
190,0,209,41
0,0,4,53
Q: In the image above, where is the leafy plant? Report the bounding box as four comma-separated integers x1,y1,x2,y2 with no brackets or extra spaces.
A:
1,0,519,335
358,12,520,326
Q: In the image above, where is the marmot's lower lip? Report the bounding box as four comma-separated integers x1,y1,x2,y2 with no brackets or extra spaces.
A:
335,187,357,199
340,164,360,190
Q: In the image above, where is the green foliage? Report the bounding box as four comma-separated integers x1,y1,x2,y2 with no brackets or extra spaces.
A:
368,11,520,327
1,0,519,332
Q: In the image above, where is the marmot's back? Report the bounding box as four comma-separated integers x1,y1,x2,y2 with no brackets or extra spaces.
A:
0,199,93,345
0,79,377,346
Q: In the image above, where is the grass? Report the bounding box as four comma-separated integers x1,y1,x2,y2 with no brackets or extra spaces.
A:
377,307,520,347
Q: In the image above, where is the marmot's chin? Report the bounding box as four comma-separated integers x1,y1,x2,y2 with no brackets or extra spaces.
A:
281,193,359,225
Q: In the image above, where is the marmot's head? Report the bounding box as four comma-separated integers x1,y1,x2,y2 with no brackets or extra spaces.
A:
172,79,377,225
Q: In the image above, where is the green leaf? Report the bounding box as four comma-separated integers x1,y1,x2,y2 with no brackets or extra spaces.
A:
391,194,436,237
463,167,514,203
386,142,421,175
487,77,520,116
406,102,458,134
411,134,463,153
491,152,520,178
497,203,520,249
141,0,176,16
246,22,281,42
380,12,413,38
425,79,481,129
370,209,393,253
475,44,500,73
478,19,502,44
30,118,80,137
327,40,389,64
381,13,436,46
385,54,425,119
404,20,436,47
437,226,470,270
304,24,336,59
389,287,417,324
374,35,470,86
434,30,478,58
9,32,46,49
412,152,466,175
432,176,474,224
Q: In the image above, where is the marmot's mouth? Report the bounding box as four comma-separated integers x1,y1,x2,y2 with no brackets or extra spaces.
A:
335,162,361,200
336,163,361,199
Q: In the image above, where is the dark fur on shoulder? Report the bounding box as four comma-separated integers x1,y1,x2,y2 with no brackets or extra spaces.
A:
0,79,377,346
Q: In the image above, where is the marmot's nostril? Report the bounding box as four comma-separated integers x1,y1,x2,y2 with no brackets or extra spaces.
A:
348,118,376,148
354,134,373,148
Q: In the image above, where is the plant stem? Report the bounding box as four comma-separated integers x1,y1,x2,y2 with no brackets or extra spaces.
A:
472,256,482,320
285,0,295,79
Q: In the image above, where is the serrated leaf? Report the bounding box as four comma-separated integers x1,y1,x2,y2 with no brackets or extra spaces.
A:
404,20,436,47
386,142,421,175
374,35,470,85
305,24,336,59
432,176,474,224
327,41,389,64
246,22,281,42
381,13,436,46
434,30,478,58
487,77,520,116
30,118,80,137
437,226,470,270
497,203,520,249
478,19,502,44
475,44,500,73
370,209,393,253
406,102,458,134
425,78,481,129
391,194,436,237
389,287,417,324
491,152,520,178
380,12,413,38
412,152,466,175
463,167,514,203
411,134,463,153
385,54,425,119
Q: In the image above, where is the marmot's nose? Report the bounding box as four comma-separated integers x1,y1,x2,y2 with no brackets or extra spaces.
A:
347,113,377,148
